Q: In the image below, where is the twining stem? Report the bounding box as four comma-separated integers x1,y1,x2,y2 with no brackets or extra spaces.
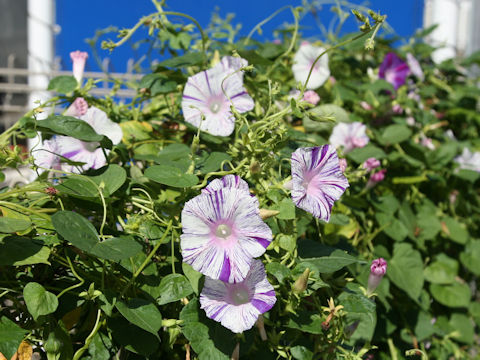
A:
57,253,85,299
72,309,102,360
120,220,173,297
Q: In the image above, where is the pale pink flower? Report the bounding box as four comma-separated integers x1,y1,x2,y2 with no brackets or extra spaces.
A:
329,122,369,153
392,104,403,114
70,51,88,84
303,90,320,105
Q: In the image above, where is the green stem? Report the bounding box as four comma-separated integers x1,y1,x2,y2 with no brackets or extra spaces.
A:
0,201,51,220
244,5,293,46
72,309,102,360
120,220,173,297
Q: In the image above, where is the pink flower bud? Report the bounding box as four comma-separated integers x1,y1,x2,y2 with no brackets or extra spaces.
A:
406,116,416,126
301,41,310,46
366,169,386,189
338,158,347,173
273,39,281,44
256,315,267,341
363,157,380,172
359,101,372,111
65,97,88,117
392,104,403,114
367,258,387,294
421,136,435,150
303,90,320,105
70,50,88,84
329,76,336,85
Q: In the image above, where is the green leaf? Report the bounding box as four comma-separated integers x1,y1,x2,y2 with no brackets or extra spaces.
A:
89,164,127,196
145,165,198,188
196,152,231,174
109,317,159,356
0,316,28,359
47,75,77,93
274,198,296,220
139,73,177,94
37,116,104,142
90,237,142,262
52,211,141,261
449,313,474,344
371,194,400,214
266,262,291,283
56,177,99,198
182,263,203,295
430,282,471,308
299,249,362,273
0,236,50,266
442,217,469,244
23,282,59,320
180,298,234,360
52,211,99,251
158,52,205,68
347,144,386,163
414,311,436,342
387,243,424,300
286,311,324,334
115,298,162,338
375,213,408,242
157,274,194,305
424,255,458,284
379,124,412,145
455,169,480,182
460,240,480,275
339,291,376,341
0,218,32,233
290,346,313,360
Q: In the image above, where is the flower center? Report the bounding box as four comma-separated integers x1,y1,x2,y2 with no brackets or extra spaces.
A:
231,287,250,305
209,101,222,114
215,224,232,239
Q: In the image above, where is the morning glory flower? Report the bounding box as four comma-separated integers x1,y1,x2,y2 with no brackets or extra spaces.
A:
454,148,480,172
70,50,88,84
367,258,387,295
291,145,349,222
59,105,123,173
32,138,62,172
65,97,88,117
379,52,409,90
292,43,330,90
199,259,276,333
406,53,424,81
202,174,250,195
329,122,369,153
181,180,272,283
182,56,254,136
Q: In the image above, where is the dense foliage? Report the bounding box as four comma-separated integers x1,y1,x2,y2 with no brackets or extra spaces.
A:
0,1,479,359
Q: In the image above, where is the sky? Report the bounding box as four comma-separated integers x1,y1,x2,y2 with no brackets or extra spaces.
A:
56,0,424,73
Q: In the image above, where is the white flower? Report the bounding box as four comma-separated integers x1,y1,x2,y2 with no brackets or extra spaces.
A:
292,43,330,90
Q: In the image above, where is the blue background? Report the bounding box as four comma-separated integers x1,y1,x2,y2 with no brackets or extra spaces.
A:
55,0,423,72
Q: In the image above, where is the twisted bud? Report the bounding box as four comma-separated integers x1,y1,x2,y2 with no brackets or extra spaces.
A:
367,258,387,295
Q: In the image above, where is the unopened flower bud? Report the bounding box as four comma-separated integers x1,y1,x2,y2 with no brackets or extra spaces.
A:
392,104,403,114
65,97,88,117
366,169,386,189
367,258,387,295
256,315,267,341
338,158,347,173
259,208,280,220
362,157,380,172
231,343,240,360
293,268,310,294
70,50,88,84
360,101,372,111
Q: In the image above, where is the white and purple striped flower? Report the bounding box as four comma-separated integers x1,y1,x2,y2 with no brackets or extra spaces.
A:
59,104,123,173
329,122,369,153
182,56,254,136
292,43,330,90
181,176,272,283
291,145,349,222
32,138,62,172
200,259,276,333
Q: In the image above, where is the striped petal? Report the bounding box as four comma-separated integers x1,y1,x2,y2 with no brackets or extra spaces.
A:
200,260,276,333
291,145,349,221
